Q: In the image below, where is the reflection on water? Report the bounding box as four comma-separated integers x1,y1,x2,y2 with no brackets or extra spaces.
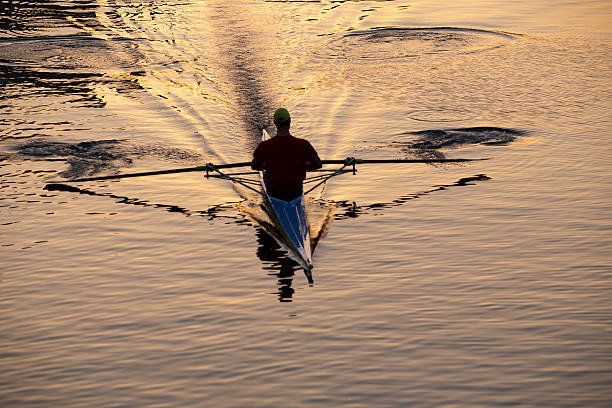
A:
0,0,99,34
43,182,211,216
0,0,143,92
0,58,140,110
255,228,302,302
331,174,491,220
44,171,491,302
0,0,145,144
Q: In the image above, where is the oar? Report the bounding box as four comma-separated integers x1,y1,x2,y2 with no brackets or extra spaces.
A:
46,157,487,185
46,162,252,184
322,157,489,165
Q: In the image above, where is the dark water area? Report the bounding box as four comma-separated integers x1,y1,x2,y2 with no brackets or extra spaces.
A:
1,0,611,407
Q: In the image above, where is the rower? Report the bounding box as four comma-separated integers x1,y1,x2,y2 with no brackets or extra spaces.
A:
251,108,322,201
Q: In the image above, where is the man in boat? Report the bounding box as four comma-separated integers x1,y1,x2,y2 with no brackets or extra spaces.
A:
251,108,322,201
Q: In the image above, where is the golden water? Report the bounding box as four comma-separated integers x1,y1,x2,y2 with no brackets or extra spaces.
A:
1,1,611,406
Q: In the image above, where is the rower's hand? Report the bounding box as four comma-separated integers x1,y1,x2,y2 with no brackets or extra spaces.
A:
251,158,263,170
306,157,322,170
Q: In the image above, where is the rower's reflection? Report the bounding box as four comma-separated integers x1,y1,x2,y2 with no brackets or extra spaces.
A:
255,228,303,302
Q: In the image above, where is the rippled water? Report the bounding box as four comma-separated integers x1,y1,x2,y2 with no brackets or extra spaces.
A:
1,1,611,407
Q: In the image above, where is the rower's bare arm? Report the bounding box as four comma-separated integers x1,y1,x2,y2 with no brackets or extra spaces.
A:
305,141,322,171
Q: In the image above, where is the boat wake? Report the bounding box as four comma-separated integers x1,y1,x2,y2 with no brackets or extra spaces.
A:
314,27,519,63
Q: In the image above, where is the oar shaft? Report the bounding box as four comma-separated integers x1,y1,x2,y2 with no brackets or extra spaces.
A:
56,166,207,183
47,157,486,184
47,161,252,183
321,158,488,165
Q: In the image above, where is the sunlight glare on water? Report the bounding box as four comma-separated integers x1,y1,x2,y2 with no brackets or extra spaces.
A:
1,1,611,407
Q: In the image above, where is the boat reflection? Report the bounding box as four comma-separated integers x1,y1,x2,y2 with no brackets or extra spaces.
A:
255,228,302,302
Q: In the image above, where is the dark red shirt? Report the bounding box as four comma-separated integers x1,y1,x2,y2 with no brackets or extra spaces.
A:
253,135,320,193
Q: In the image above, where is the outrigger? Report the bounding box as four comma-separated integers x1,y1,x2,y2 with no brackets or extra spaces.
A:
45,134,488,276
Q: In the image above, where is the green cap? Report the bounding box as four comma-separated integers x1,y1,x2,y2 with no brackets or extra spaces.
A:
273,108,291,126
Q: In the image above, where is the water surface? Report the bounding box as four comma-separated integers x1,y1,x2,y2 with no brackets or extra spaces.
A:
1,1,611,407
